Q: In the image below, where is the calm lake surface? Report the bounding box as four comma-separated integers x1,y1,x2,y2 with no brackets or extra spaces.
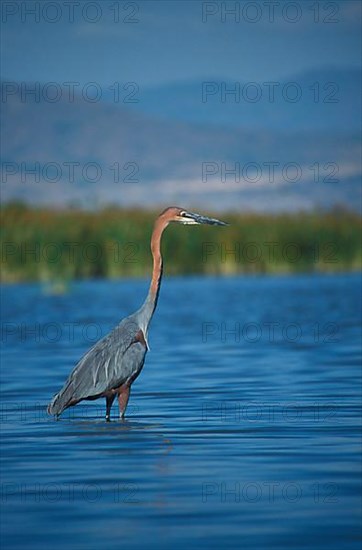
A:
1,274,361,549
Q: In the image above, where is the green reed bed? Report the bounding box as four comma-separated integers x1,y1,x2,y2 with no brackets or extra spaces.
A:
1,203,361,282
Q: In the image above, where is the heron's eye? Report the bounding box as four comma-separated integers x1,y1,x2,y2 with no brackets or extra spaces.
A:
180,211,186,217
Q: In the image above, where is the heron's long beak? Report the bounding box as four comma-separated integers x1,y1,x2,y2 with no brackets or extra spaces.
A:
182,211,228,226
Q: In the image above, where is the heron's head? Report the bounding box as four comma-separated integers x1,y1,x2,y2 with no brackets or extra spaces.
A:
160,206,228,226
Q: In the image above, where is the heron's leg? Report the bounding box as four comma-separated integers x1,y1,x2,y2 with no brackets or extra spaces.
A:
105,394,116,422
118,385,131,420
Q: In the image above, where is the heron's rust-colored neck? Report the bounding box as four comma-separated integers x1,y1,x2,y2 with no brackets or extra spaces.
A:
149,215,168,301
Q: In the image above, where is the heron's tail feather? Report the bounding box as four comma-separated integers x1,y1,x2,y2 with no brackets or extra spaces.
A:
47,382,76,416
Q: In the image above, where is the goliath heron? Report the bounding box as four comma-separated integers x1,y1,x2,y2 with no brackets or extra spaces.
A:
47,207,227,421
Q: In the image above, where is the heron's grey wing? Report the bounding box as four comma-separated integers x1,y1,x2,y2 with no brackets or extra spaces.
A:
48,319,147,414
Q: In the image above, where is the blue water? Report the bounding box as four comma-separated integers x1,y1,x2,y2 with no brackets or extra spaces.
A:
1,274,361,549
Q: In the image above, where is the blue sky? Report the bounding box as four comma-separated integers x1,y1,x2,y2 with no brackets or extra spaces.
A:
1,0,361,86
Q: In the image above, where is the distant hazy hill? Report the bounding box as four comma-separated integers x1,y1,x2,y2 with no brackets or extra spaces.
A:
1,68,361,212
119,68,361,132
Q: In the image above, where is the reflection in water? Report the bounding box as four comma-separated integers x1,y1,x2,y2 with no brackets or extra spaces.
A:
1,274,361,549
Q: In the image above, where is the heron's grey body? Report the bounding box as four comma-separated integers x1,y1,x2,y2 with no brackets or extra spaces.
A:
47,290,157,418
47,207,226,420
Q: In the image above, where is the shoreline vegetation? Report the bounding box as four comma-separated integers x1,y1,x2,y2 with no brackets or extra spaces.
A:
1,203,361,284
